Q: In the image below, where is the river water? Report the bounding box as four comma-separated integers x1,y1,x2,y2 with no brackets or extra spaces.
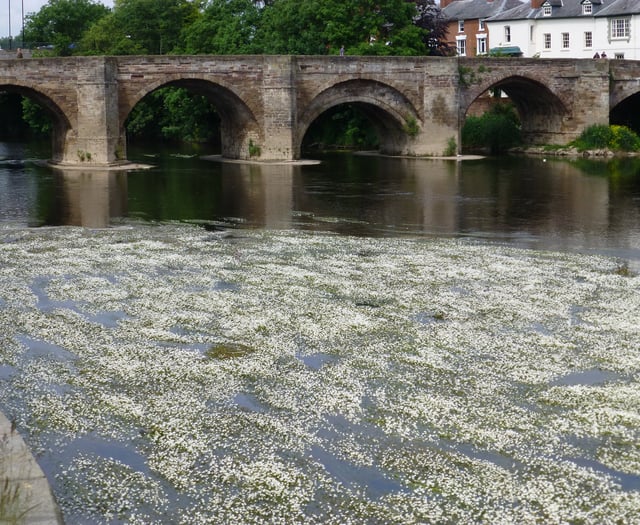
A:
1,141,639,523
3,141,640,262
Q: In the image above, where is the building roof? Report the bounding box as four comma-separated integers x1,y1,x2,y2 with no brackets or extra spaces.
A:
487,0,640,22
441,0,528,21
595,0,640,17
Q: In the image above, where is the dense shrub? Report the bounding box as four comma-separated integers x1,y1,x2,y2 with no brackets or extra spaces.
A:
573,124,640,152
461,103,521,154
573,124,612,151
610,125,640,151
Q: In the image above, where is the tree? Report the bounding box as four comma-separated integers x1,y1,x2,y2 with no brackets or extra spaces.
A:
412,0,454,56
80,0,201,55
255,0,428,56
180,0,262,54
23,0,110,55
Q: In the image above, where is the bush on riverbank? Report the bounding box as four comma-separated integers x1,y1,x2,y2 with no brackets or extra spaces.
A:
572,124,640,152
461,103,522,154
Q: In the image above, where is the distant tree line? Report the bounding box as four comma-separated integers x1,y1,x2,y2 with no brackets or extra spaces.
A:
3,0,452,148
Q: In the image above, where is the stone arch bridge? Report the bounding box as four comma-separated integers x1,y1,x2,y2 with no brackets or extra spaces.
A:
1,54,638,166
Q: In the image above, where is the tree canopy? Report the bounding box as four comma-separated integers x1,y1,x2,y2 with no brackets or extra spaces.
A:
23,0,111,55
23,0,445,57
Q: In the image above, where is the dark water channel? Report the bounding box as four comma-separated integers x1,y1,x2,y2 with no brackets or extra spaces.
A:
2,140,640,265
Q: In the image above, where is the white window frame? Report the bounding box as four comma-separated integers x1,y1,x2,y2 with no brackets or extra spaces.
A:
479,19,485,31
458,20,465,33
584,31,592,48
583,2,592,15
504,26,511,43
543,4,552,16
476,35,487,55
610,18,630,40
615,53,625,59
456,36,467,56
562,32,570,49
544,33,551,50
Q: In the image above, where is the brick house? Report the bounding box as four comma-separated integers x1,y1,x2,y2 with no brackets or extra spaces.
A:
441,0,526,56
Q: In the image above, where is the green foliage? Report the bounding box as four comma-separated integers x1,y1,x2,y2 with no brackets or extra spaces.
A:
21,99,53,137
461,103,521,154
256,0,428,56
248,139,261,158
572,124,640,152
573,124,612,151
23,0,110,55
81,0,200,55
126,87,220,144
443,136,457,156
609,125,640,151
403,117,420,138
303,105,379,151
180,0,262,54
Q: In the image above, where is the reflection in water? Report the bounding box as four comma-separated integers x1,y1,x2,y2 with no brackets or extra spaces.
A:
54,170,128,228
1,142,639,261
219,163,295,229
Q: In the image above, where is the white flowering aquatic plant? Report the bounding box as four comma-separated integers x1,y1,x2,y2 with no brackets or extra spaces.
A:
0,223,638,523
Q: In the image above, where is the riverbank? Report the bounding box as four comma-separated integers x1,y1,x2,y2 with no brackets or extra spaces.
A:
0,411,63,524
514,145,640,158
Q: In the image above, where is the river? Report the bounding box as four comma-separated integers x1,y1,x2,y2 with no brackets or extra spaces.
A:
1,141,639,523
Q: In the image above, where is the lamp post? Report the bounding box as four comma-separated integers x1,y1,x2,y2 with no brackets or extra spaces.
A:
8,0,12,50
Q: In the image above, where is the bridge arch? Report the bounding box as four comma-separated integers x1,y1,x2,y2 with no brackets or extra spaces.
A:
610,92,640,135
462,75,569,146
120,76,262,159
297,79,421,156
0,83,73,163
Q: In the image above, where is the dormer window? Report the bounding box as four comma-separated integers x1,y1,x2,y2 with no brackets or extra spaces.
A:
582,1,592,15
542,2,552,16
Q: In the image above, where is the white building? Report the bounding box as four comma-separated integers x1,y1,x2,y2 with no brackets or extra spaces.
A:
486,0,640,59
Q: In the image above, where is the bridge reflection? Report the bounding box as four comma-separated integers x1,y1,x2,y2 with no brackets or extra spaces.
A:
46,157,640,262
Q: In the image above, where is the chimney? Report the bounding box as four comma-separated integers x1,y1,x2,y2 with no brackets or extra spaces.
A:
440,0,457,8
531,0,546,7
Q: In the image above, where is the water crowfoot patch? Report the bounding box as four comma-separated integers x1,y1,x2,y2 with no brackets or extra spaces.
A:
0,223,638,523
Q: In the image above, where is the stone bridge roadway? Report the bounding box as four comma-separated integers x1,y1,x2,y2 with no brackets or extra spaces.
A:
1,55,639,166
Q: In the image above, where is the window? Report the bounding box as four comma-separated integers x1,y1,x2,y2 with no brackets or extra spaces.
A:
477,36,487,55
479,20,485,31
615,53,625,59
530,25,534,42
583,2,592,15
504,26,511,43
611,18,630,39
584,31,592,48
456,36,466,56
544,33,551,49
562,32,570,49
543,4,552,16
458,20,464,33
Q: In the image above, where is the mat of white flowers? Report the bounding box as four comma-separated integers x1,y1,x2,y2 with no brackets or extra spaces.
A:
0,222,638,524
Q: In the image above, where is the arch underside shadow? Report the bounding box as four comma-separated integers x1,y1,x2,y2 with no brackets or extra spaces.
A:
468,76,569,145
298,80,420,156
124,78,260,159
610,92,640,135
0,84,72,162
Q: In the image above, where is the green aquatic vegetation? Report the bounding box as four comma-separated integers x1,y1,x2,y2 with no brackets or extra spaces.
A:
205,342,255,360
0,224,638,523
